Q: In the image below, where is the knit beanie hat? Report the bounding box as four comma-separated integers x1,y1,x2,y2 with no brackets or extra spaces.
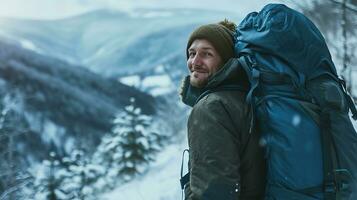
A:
186,20,236,64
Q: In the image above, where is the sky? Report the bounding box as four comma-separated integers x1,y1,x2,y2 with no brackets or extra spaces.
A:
0,0,292,20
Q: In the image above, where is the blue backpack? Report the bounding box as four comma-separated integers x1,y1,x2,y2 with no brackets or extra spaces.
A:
235,4,357,200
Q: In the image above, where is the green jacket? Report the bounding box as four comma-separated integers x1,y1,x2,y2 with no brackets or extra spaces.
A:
180,58,266,200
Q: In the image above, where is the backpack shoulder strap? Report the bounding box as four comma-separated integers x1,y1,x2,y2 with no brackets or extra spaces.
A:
237,56,259,104
195,85,248,105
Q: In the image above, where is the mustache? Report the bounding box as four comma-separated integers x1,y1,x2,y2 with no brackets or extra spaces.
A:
191,65,207,73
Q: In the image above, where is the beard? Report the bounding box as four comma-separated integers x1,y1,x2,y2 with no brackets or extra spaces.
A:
190,71,209,88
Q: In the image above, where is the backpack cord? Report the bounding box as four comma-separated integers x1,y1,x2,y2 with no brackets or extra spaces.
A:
339,78,357,120
320,110,339,199
180,149,190,200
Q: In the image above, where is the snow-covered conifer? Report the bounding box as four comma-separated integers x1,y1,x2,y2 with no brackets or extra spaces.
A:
0,93,31,199
94,97,163,184
32,152,67,200
60,149,104,200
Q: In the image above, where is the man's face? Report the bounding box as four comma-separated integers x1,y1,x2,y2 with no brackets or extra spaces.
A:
187,39,223,88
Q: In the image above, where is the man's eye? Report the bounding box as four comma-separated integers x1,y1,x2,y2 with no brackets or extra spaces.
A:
204,52,213,57
189,52,196,57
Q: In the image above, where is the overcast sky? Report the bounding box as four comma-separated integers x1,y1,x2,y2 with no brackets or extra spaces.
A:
0,0,294,19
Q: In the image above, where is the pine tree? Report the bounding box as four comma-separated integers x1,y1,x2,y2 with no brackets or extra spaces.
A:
33,152,67,200
93,132,122,188
94,97,163,184
60,149,103,200
0,93,31,200
30,149,104,200
115,98,162,180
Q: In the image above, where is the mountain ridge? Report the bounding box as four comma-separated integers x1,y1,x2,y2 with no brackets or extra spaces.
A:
0,39,156,162
0,8,241,77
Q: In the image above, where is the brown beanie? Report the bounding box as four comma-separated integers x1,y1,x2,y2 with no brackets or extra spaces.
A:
186,20,236,64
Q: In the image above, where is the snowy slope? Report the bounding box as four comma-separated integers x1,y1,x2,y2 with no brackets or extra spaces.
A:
102,139,188,200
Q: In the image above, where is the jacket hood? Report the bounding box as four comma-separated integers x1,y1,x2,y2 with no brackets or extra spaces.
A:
180,58,249,107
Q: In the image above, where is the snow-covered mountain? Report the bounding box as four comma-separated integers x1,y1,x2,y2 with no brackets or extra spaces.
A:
0,8,242,77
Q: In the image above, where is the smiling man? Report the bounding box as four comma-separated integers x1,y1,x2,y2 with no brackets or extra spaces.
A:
180,20,266,200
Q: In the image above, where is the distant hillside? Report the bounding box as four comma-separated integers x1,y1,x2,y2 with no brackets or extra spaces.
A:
0,40,156,161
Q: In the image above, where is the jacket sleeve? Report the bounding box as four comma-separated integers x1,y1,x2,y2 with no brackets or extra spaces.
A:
185,96,242,200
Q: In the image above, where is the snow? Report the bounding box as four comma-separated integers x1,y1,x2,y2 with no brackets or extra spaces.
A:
149,87,174,96
102,141,188,200
42,121,58,143
41,120,66,147
119,74,175,96
119,75,141,88
126,105,135,112
142,75,172,88
19,39,43,53
142,74,175,96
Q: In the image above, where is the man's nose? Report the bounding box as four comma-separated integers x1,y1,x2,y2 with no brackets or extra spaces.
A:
192,54,202,66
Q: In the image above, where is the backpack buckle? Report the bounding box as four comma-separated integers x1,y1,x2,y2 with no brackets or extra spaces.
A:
324,169,352,199
324,181,336,194
333,169,352,192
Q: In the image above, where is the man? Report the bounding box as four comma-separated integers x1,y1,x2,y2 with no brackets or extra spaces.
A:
180,20,266,200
